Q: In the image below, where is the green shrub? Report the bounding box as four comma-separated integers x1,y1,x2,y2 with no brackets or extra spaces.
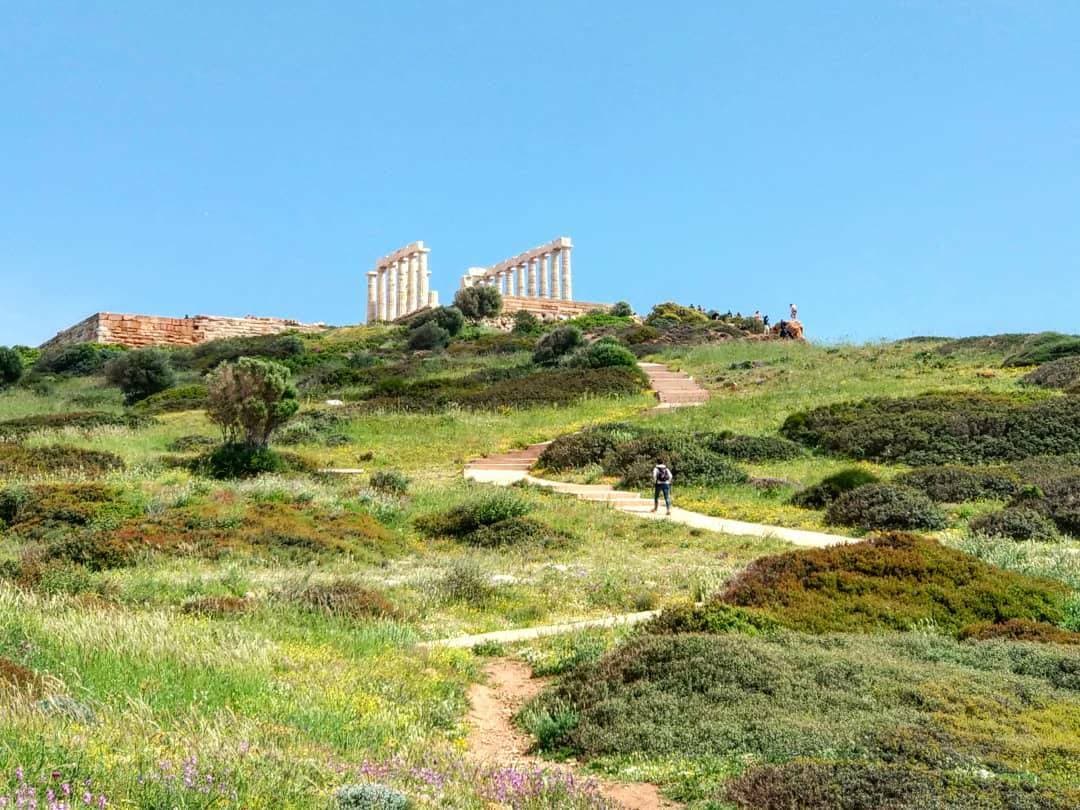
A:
416,491,532,538
645,602,778,636
619,324,661,345
600,433,748,488
533,326,583,366
644,302,710,327
434,558,493,604
969,508,1059,541
724,762,1076,810
407,305,465,337
1010,454,1080,489
0,347,22,387
200,443,287,479
610,301,633,317
959,618,1080,645
1022,356,1080,390
446,333,534,355
464,516,574,549
791,468,881,509
1003,332,1080,367
406,321,450,351
933,333,1032,357
825,484,946,531
0,444,124,476
370,470,409,495
895,465,1020,503
538,425,642,471
701,432,803,462
334,783,410,810
34,342,125,376
44,531,138,571
1014,473,1080,535
133,383,207,414
177,332,306,371
720,532,1067,634
566,341,637,369
206,357,299,447
0,482,128,536
104,348,176,404
782,392,1080,465
511,310,542,335
0,410,150,440
453,286,502,320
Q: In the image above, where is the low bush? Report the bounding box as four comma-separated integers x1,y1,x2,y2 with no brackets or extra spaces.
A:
0,444,124,476
790,468,879,509
969,507,1059,541
334,783,410,810
434,558,493,604
533,326,583,366
416,491,532,538
196,443,292,479
176,332,306,372
406,321,450,351
719,532,1068,634
644,302,710,327
701,432,803,462
1009,454,1080,489
782,392,1080,465
274,410,350,446
566,340,637,369
510,310,542,336
0,483,128,536
407,305,465,337
370,470,409,495
619,324,661,345
0,657,38,691
281,581,398,620
181,596,253,618
34,342,125,376
1022,356,1080,390
724,762,1076,810
1015,473,1080,535
959,618,1080,645
645,602,778,636
463,516,574,549
825,486,946,535
0,410,150,440
0,347,22,387
616,445,747,489
446,333,534,356
44,531,139,570
538,424,644,471
133,383,207,414
895,465,1020,503
1003,331,1080,367
104,348,176,404
610,301,633,317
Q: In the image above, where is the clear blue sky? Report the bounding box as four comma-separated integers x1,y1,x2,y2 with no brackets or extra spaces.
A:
2,2,1078,346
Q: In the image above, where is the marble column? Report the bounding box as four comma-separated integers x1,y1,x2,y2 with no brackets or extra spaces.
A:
366,271,378,322
397,261,409,318
539,254,550,298
378,267,388,320
419,250,430,308
386,263,397,319
561,247,573,300
528,258,539,297
550,250,561,300
407,253,420,313
516,264,526,297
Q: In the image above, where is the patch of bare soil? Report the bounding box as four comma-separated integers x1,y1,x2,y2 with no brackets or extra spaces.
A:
466,658,680,810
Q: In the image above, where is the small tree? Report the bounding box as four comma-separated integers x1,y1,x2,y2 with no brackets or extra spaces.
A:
205,357,299,447
407,321,451,351
533,326,584,366
454,286,503,320
0,347,22,387
610,301,634,317
105,348,176,404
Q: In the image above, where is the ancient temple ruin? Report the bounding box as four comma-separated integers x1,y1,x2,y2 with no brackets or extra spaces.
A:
366,241,437,322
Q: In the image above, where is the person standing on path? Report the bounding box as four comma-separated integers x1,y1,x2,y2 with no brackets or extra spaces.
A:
652,459,672,515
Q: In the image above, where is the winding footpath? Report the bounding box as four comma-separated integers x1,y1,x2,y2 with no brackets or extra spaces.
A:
465,361,852,549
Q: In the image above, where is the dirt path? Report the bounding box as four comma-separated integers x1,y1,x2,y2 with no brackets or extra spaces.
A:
466,658,679,809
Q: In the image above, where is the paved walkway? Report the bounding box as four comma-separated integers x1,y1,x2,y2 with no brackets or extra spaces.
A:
465,361,853,548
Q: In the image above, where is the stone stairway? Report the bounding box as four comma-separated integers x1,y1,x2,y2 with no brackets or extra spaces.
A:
639,362,709,407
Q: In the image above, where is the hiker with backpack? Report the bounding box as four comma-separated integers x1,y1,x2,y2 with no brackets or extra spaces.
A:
652,459,673,515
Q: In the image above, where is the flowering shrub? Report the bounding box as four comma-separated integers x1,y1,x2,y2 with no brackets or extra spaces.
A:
335,783,409,809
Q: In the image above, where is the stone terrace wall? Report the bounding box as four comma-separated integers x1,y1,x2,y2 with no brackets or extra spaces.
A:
499,296,608,322
41,313,327,350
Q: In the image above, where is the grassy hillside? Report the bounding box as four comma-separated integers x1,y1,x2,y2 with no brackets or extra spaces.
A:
1,317,1079,807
